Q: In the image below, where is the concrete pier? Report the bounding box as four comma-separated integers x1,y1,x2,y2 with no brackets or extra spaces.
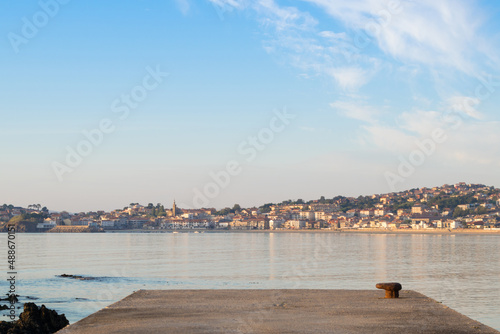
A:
58,289,499,334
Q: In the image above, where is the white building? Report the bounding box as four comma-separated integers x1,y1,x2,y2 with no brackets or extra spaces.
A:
101,219,117,228
412,221,433,229
269,219,285,229
37,218,56,229
314,211,331,221
217,221,229,229
285,220,307,229
299,211,315,221
360,209,373,217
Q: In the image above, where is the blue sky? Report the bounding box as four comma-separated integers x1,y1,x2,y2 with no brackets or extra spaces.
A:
1,0,500,212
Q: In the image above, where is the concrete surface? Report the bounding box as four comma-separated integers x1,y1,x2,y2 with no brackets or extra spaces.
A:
58,289,499,334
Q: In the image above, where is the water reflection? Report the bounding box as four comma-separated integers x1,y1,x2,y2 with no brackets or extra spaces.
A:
0,232,499,330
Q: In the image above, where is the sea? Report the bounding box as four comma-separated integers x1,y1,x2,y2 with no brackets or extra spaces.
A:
1,232,499,330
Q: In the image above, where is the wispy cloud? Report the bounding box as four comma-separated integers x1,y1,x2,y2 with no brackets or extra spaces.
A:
330,100,380,123
207,0,500,171
256,0,317,31
208,0,377,91
304,0,494,75
175,0,191,15
209,0,248,10
361,123,417,153
447,96,483,120
326,67,369,91
347,105,500,168
212,0,498,95
397,110,444,136
318,31,347,40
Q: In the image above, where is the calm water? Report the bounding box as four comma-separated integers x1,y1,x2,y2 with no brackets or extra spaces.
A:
1,232,499,330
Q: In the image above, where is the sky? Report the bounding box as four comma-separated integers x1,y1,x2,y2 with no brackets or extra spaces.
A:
1,0,500,212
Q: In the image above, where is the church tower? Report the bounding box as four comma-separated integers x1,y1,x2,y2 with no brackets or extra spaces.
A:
173,200,177,217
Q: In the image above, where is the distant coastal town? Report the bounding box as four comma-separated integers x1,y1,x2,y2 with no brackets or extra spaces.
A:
2,182,500,233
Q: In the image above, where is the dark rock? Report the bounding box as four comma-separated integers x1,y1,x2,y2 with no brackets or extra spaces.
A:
9,295,19,304
376,282,402,298
0,304,9,310
57,274,93,280
58,274,83,279
0,302,69,334
0,294,19,303
0,321,15,333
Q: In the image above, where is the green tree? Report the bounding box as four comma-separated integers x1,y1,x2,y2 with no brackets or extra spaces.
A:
216,207,231,216
260,207,271,213
259,203,274,213
8,215,25,225
453,207,469,218
476,206,487,215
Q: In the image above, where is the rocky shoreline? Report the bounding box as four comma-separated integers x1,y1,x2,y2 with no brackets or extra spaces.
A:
0,303,68,334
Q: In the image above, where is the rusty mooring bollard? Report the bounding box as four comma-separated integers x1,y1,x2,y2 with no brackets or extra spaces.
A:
376,282,402,298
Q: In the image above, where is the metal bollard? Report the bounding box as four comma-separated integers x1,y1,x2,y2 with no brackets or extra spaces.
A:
376,282,402,298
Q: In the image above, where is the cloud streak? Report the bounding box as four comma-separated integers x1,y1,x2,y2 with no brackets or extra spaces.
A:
304,0,493,75
175,0,190,15
209,0,497,93
330,100,380,123
207,0,500,187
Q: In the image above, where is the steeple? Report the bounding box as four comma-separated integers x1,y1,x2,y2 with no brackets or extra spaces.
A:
173,199,177,217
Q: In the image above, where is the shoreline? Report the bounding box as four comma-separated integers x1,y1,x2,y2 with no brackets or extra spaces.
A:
3,228,500,235
104,228,500,235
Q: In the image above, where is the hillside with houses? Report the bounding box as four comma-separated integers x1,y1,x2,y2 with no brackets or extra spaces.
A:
1,183,500,232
